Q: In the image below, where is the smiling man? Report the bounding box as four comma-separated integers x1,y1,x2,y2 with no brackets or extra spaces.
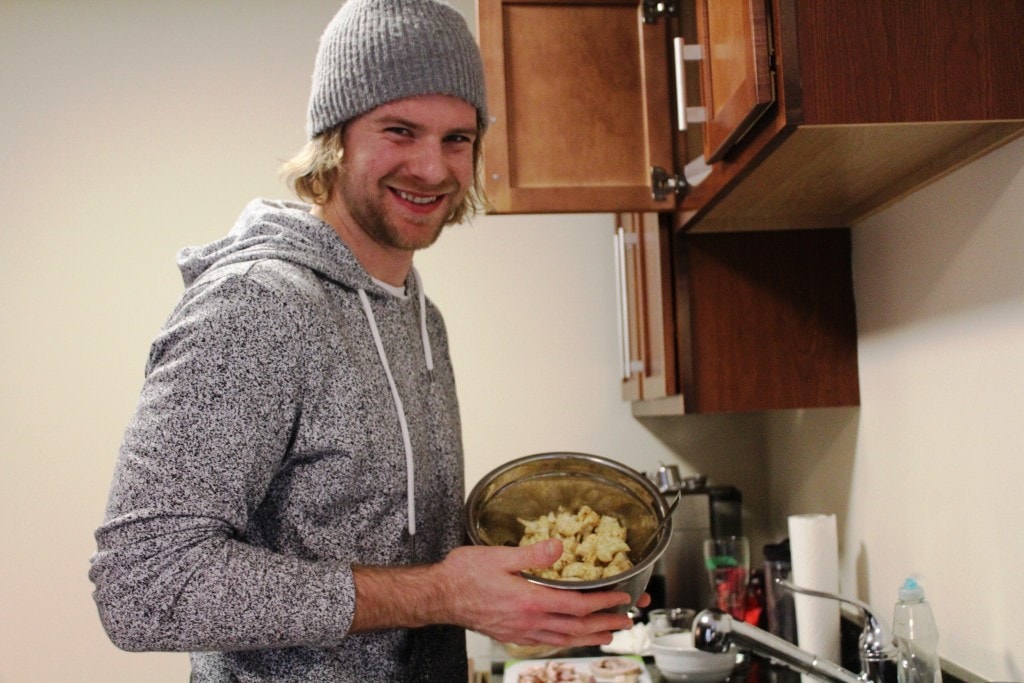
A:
312,94,479,283
89,1,638,681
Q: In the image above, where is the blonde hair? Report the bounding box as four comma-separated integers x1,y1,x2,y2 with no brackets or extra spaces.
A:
280,125,486,225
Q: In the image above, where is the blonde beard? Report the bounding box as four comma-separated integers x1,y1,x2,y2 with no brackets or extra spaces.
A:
341,183,461,252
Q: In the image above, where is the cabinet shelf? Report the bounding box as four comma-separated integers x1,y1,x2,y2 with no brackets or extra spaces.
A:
683,121,1024,232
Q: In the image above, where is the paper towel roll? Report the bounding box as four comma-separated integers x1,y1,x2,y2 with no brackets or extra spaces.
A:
788,513,840,683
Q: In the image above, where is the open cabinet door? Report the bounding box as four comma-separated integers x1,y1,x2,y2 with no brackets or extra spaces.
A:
478,0,676,213
695,0,775,162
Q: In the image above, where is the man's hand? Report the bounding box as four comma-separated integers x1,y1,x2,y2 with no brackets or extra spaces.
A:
349,539,645,647
434,539,637,647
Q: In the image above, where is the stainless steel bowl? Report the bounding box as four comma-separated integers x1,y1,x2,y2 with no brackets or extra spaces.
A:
464,452,674,612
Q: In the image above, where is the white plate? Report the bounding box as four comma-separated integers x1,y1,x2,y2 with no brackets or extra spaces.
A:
504,656,651,683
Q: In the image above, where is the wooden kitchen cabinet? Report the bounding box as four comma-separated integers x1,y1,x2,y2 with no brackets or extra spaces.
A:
476,0,674,213
681,0,1024,231
477,0,1024,228
662,227,860,414
621,215,860,416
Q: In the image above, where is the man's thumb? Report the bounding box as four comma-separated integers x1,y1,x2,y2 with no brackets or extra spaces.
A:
521,538,563,570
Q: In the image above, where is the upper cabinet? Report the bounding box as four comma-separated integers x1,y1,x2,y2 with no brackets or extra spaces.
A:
477,0,1024,230
476,0,674,212
615,214,860,415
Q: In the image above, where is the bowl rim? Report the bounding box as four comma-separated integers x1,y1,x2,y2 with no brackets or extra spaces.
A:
651,631,698,651
651,632,738,667
464,451,674,590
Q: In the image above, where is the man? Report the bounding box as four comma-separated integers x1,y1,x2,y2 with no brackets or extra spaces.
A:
89,1,638,681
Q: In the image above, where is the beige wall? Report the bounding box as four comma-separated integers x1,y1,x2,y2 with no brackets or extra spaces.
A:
1,2,1020,682
764,135,1024,681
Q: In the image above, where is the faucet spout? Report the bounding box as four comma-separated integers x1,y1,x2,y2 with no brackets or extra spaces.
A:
693,609,865,683
776,579,895,682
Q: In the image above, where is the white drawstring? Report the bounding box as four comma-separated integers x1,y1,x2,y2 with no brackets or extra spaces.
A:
412,268,434,378
358,272,434,538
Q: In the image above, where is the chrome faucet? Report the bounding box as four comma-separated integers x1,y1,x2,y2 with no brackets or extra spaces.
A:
693,580,896,683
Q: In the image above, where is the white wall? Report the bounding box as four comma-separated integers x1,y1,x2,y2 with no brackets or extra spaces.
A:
764,135,1024,681
1,2,1020,682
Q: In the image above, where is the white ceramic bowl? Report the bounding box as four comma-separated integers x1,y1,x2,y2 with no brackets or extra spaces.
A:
651,631,736,682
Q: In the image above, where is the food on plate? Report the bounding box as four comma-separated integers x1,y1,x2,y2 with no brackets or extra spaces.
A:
590,656,642,682
515,659,594,683
518,505,633,581
509,657,646,683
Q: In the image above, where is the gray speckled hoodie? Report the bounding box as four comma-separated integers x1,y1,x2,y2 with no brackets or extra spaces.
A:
90,198,467,682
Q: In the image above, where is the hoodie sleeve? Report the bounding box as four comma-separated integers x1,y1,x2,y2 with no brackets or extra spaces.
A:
89,267,356,652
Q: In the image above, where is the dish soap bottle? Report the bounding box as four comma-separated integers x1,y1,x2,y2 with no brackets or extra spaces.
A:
892,577,941,683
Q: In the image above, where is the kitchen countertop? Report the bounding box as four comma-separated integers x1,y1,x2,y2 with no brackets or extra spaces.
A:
471,614,977,683
473,644,803,683
480,656,802,683
472,617,987,683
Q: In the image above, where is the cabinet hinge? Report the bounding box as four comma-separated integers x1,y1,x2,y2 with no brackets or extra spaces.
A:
642,0,678,24
651,166,687,201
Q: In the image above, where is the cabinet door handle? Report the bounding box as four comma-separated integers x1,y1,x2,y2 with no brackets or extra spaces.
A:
674,37,706,131
614,227,631,380
615,227,643,381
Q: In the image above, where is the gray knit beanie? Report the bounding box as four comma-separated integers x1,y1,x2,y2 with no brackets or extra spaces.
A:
306,0,488,138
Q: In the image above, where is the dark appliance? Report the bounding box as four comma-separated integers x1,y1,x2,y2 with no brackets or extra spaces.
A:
647,465,743,612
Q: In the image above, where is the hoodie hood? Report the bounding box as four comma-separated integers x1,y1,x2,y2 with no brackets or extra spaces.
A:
177,198,376,293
